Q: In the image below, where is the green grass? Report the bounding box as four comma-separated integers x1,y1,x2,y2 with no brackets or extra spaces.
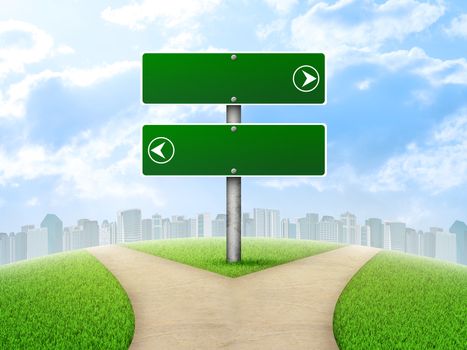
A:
125,238,340,277
0,251,134,349
334,251,467,349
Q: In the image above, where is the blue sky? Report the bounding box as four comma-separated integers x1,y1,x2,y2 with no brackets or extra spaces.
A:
0,0,466,232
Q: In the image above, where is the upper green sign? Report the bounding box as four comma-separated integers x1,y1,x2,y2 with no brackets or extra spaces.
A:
142,124,326,176
142,53,326,104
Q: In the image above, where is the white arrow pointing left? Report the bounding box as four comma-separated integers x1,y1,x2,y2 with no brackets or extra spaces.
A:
302,70,317,87
151,142,166,159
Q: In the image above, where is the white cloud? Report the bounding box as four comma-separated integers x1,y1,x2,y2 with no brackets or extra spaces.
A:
160,31,205,51
256,19,287,40
0,105,223,202
0,61,139,119
258,164,359,192
371,47,467,86
55,45,75,55
101,0,221,30
370,108,467,193
445,14,467,38
356,79,372,90
290,0,445,69
264,0,298,14
59,61,140,87
26,197,39,207
412,55,467,86
0,20,54,78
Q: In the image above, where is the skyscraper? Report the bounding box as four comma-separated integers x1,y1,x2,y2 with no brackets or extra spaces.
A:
449,220,467,265
360,225,370,246
41,214,63,254
212,214,226,237
152,214,163,239
405,228,419,255
170,216,192,238
268,209,281,238
78,219,99,248
421,228,437,258
63,227,72,251
21,225,34,233
142,219,153,240
100,220,118,245
341,212,357,244
281,218,297,239
297,213,318,240
242,213,255,237
198,213,212,238
9,232,15,262
318,216,342,243
162,218,171,239
386,222,406,252
253,208,266,237
0,233,10,265
14,231,27,262
117,209,142,243
366,218,384,248
434,230,457,263
27,228,48,259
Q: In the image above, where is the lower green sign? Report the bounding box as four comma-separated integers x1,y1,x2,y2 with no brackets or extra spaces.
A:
142,124,326,176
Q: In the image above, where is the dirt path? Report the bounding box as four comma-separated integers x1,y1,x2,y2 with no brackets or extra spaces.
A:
88,244,379,350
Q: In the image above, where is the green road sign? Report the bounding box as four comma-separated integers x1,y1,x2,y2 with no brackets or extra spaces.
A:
142,53,325,104
142,124,326,176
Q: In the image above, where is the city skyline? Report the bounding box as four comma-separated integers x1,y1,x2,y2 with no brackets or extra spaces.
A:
1,206,465,267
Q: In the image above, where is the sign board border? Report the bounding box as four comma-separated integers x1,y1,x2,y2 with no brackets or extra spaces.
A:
141,123,327,178
140,52,327,106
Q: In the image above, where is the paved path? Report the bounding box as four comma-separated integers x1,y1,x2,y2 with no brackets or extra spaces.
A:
88,245,379,350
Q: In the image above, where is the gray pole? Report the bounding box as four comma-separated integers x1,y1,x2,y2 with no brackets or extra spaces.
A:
226,104,241,262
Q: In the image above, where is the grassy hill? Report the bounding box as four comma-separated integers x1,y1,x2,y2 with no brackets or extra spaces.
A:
333,251,467,349
0,251,134,349
1,239,465,349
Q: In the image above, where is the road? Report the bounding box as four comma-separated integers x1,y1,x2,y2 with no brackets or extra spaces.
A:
88,244,379,350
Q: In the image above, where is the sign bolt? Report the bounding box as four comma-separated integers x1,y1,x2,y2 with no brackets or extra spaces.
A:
231,54,237,61
231,126,237,132
231,168,237,175
231,96,237,103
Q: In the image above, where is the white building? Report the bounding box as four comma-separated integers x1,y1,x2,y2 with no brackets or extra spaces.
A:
341,212,357,244
281,218,297,239
385,222,406,252
152,214,163,240
360,225,370,246
405,228,419,255
435,231,457,263
268,209,281,238
117,209,142,243
297,213,319,240
198,213,212,238
142,219,153,240
27,228,48,260
318,216,341,243
212,214,226,237
253,208,266,237
100,220,117,246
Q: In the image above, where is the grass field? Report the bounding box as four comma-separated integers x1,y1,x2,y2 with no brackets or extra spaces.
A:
0,251,134,349
333,251,467,349
126,238,340,277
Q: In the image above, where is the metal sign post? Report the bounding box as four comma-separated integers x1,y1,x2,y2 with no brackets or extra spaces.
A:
226,105,241,262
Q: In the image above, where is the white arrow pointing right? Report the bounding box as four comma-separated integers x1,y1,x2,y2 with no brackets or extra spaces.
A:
302,70,317,87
